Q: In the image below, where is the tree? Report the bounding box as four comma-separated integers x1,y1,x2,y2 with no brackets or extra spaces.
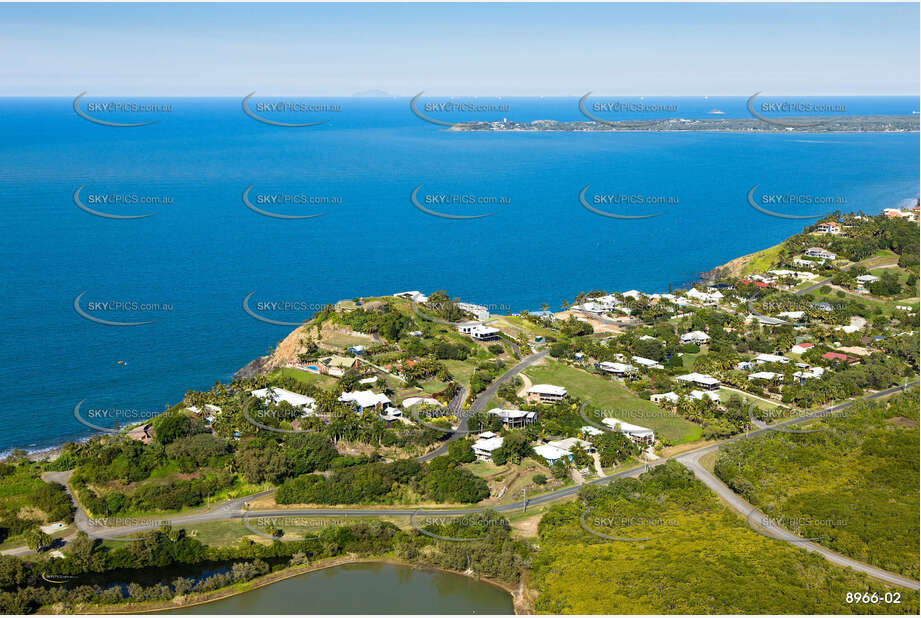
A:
24,528,51,551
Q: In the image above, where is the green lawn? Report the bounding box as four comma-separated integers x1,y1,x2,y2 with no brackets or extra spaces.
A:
442,359,476,387
524,360,701,444
269,367,338,389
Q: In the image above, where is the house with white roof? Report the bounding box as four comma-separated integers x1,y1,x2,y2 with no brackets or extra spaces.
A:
472,436,504,461
457,302,490,321
601,417,655,445
338,390,391,412
527,384,568,404
776,311,806,320
401,397,441,409
680,331,710,345
748,371,781,381
395,290,429,304
650,392,680,405
689,390,721,402
631,356,664,369
580,425,604,437
547,437,594,453
533,443,572,465
856,274,880,284
599,361,637,378
488,408,538,428
251,388,317,415
753,353,789,365
676,372,720,390
805,247,836,260
686,289,723,305
457,321,500,341
790,342,814,355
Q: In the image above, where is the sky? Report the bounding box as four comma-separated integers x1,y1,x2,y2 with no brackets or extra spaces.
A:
0,2,918,96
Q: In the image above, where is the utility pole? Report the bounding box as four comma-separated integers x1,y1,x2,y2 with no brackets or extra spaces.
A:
521,487,528,513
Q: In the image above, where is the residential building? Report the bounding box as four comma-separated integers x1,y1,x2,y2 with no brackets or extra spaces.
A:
601,417,655,444
338,390,391,412
689,390,721,402
650,392,680,405
533,443,572,465
599,361,637,377
527,384,568,403
631,356,664,369
790,342,814,355
805,247,837,260
488,408,538,428
676,372,720,390
547,437,594,453
753,353,790,365
251,387,317,415
472,436,504,461
680,330,711,345
816,222,841,234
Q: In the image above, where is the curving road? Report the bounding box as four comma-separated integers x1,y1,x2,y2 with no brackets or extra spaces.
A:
417,348,547,462
8,380,919,591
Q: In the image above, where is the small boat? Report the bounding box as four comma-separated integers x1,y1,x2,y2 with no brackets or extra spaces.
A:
117,360,127,365
707,109,725,115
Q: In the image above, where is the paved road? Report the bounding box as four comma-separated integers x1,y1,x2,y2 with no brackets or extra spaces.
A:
676,381,920,591
416,349,547,462
9,381,919,592
795,262,898,297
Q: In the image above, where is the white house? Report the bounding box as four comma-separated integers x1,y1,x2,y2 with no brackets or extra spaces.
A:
686,289,723,305
805,247,836,260
776,311,806,320
599,361,637,377
457,321,500,341
527,384,568,403
748,371,780,381
676,372,720,390
790,342,814,355
338,390,391,412
533,443,572,465
547,437,594,453
401,396,441,409
689,390,721,402
580,425,604,437
856,274,880,284
680,331,711,345
395,290,429,304
488,408,538,428
457,302,490,321
753,353,790,365
650,392,680,405
631,356,664,369
601,417,655,445
472,436,504,461
251,388,317,415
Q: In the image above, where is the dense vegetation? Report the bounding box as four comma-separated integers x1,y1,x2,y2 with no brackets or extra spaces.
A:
532,461,918,614
715,389,920,578
276,455,489,505
0,511,528,614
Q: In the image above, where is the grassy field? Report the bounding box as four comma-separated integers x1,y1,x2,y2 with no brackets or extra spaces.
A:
524,360,701,444
442,359,477,387
269,367,338,389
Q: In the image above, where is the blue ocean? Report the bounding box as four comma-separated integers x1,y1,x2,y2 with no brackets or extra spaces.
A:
0,95,918,453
